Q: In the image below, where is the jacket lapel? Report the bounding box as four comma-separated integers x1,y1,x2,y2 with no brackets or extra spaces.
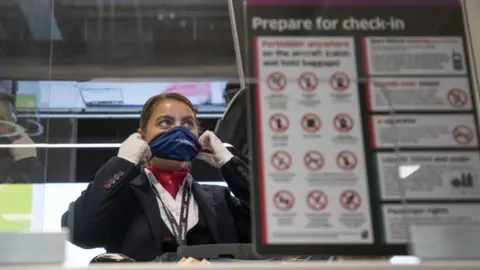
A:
191,181,220,243
130,173,164,252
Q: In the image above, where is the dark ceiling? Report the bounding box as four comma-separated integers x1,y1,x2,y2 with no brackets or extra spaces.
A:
0,0,241,80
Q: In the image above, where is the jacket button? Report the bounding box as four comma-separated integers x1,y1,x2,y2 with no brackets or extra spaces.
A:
109,179,116,184
118,171,125,176
113,174,120,180
104,183,112,189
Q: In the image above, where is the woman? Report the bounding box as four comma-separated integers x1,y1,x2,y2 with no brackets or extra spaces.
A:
61,93,251,261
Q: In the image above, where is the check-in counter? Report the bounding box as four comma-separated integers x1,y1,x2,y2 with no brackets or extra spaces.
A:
2,261,480,270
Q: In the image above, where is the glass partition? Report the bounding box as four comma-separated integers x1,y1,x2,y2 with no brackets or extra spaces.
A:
0,0,478,267
0,0,240,267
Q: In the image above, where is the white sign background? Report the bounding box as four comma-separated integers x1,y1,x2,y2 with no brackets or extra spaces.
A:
368,77,472,111
372,114,479,148
256,36,373,244
376,152,480,200
364,36,467,76
382,204,480,244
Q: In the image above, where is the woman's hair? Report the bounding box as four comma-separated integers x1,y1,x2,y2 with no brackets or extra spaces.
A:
0,92,15,121
139,92,198,130
0,92,15,103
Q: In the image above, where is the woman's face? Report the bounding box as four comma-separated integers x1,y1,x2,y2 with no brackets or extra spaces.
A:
140,98,198,143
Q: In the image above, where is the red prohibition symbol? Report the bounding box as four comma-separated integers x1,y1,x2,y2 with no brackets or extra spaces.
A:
306,190,328,211
301,113,322,133
273,190,295,211
267,72,287,92
447,88,468,108
333,113,354,133
336,150,358,171
270,151,292,171
269,113,290,133
330,72,350,92
340,190,362,211
452,125,474,145
303,151,325,171
298,72,319,92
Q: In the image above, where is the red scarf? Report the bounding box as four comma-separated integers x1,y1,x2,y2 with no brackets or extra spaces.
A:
148,166,189,198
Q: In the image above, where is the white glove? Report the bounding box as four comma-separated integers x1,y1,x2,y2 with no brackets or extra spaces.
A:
118,133,150,165
196,131,233,168
9,133,37,161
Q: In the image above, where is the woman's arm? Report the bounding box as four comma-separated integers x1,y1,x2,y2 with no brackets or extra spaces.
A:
197,131,251,202
61,157,140,249
220,156,250,205
221,156,251,243
61,133,149,249
196,131,252,242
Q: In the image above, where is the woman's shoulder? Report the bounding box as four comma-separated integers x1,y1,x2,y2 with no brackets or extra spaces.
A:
195,183,232,199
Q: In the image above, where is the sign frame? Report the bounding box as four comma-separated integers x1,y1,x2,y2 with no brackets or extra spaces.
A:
243,0,479,257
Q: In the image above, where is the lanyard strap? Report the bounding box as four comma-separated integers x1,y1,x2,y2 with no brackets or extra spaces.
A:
152,184,191,246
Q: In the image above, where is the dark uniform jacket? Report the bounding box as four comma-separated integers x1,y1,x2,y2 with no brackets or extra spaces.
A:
61,156,251,261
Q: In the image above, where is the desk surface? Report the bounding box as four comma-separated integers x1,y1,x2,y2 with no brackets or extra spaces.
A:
2,261,480,270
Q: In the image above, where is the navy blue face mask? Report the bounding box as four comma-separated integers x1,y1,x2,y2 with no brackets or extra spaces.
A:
148,126,202,161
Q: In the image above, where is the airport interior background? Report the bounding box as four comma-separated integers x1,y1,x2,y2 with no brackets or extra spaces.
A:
0,0,480,267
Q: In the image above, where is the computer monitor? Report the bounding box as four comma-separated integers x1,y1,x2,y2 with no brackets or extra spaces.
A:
80,87,124,107
15,80,228,114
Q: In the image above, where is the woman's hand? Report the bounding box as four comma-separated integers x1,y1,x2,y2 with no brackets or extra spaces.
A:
196,131,233,168
117,133,150,165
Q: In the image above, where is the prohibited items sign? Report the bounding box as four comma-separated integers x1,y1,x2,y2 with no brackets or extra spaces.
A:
333,113,354,133
340,190,361,211
306,190,328,211
273,190,295,211
271,151,292,171
452,125,474,145
298,72,319,92
330,72,350,92
336,150,357,171
267,72,287,92
269,113,290,133
303,151,325,171
301,113,322,133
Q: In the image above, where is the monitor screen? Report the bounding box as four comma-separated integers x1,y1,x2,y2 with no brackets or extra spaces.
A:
16,80,228,113
80,87,124,105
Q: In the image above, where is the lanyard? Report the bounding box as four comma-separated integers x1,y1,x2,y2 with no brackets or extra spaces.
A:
152,183,191,246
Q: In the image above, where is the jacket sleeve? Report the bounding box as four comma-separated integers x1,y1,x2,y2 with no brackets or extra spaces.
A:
8,157,45,183
61,157,140,249
220,156,251,243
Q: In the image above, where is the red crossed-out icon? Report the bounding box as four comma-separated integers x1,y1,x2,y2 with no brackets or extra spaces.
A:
452,125,474,145
269,113,290,133
271,151,292,171
447,88,468,108
267,72,287,92
336,150,357,171
330,72,350,92
303,151,325,171
340,190,362,211
273,190,295,211
333,113,354,133
298,72,319,92
306,190,328,211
